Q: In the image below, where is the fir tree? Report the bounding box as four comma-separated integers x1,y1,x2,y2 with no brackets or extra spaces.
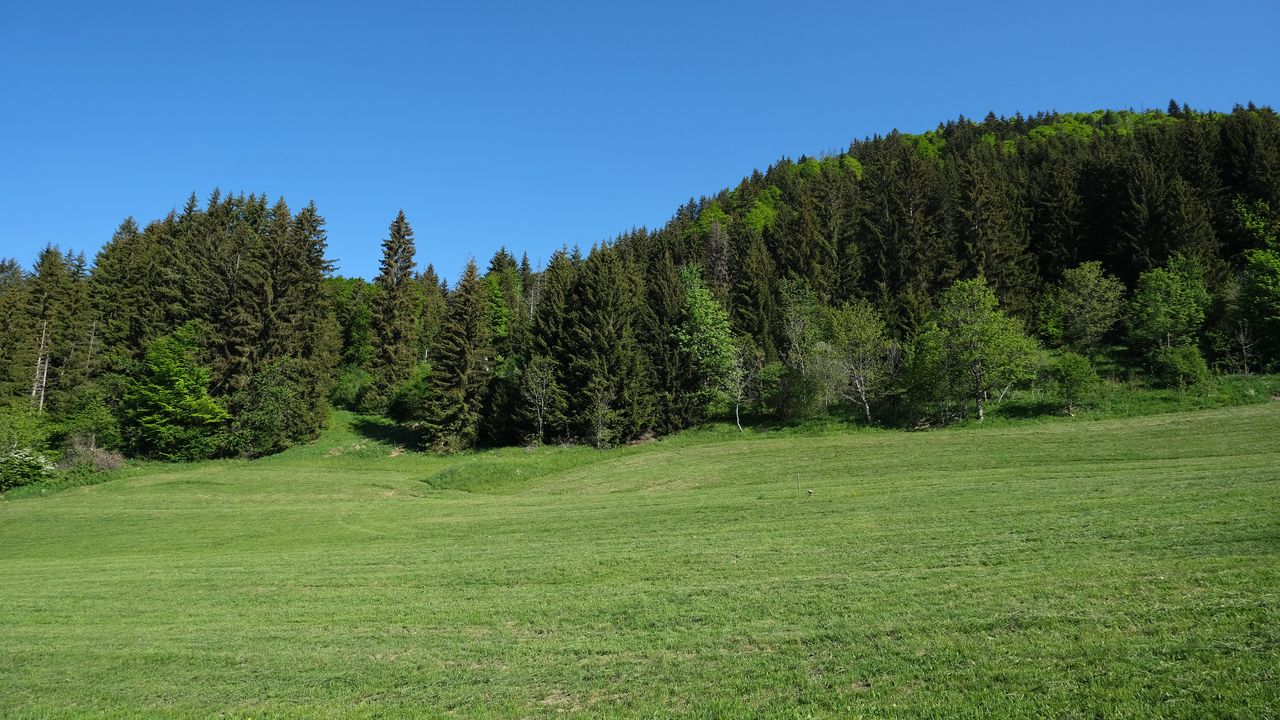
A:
365,210,419,412
422,259,492,452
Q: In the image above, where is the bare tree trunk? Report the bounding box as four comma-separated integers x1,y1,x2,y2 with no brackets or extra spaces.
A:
734,401,742,432
83,319,97,379
30,320,49,414
976,395,985,422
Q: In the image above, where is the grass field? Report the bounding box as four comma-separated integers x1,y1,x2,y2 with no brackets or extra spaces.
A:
2,403,1279,718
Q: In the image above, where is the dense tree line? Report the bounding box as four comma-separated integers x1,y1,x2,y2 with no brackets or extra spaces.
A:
3,102,1280,476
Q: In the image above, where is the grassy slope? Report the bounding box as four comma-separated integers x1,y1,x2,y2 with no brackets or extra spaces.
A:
1,405,1278,718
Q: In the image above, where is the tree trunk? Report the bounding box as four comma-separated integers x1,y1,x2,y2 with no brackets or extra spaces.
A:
976,395,985,422
734,402,742,432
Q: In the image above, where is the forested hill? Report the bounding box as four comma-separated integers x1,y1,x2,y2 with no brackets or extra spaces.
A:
2,102,1280,472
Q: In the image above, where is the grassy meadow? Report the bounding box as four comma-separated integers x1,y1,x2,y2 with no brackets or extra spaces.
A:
2,401,1279,718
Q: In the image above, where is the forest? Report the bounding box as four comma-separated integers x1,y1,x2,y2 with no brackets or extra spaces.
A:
2,101,1280,485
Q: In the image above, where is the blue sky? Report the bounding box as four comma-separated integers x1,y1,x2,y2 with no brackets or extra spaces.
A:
2,0,1278,280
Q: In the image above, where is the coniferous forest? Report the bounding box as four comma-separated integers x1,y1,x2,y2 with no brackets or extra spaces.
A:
4,102,1280,481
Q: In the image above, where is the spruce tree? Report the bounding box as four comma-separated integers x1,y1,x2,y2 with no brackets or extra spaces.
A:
365,210,419,412
422,259,492,451
0,259,34,402
528,249,575,440
562,245,652,445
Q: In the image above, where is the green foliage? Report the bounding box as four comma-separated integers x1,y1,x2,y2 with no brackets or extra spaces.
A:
120,323,229,461
1238,200,1280,363
0,447,56,491
742,186,781,236
55,385,122,451
911,278,1040,421
1039,261,1127,355
386,362,434,424
1128,254,1211,358
824,299,897,422
422,260,492,452
692,201,731,237
365,211,419,413
329,363,372,411
0,402,50,454
1050,351,1100,414
675,267,735,417
1153,343,1212,390
903,130,946,160
1027,116,1097,145
221,359,317,458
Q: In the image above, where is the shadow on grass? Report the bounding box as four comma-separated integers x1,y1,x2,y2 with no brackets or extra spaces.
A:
990,398,1065,420
351,417,425,450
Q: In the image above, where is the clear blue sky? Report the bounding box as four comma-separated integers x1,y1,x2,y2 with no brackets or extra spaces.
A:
2,0,1278,280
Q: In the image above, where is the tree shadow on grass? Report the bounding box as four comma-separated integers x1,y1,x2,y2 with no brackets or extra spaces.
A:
990,398,1064,420
350,416,425,451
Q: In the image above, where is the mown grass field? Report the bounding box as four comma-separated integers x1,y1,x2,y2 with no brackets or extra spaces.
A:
2,402,1279,718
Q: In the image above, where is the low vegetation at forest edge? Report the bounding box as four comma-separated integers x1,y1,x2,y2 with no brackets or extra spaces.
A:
2,402,1278,717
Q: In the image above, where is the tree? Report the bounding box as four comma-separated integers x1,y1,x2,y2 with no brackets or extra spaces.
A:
913,278,1040,422
826,299,897,423
520,355,563,444
422,259,492,452
0,259,35,402
120,323,228,460
562,246,652,445
1237,199,1280,365
1128,254,1210,358
1039,261,1127,357
674,267,735,419
1050,351,1099,415
365,210,419,412
722,336,763,431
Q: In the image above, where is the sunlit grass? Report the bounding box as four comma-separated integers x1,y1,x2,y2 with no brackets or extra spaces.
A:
1,401,1277,717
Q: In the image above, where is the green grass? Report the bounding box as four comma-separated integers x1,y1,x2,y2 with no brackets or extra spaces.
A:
2,403,1278,718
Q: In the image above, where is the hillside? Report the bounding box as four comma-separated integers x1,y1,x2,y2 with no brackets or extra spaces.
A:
2,405,1278,717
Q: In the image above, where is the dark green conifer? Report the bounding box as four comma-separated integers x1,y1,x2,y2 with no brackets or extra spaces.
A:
422,259,492,451
364,210,419,412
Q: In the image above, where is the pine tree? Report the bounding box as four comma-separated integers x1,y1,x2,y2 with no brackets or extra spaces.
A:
422,259,492,451
365,210,419,412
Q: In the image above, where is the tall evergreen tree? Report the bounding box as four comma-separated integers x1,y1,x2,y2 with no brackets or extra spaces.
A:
422,259,492,451
365,210,419,411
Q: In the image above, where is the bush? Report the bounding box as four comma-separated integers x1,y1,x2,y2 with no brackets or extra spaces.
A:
1,448,56,491
120,323,229,461
1050,352,1100,414
387,362,434,422
55,386,122,452
330,364,372,411
1154,344,1212,390
221,360,313,458
60,435,125,473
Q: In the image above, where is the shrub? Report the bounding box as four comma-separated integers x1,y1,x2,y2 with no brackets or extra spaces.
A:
60,435,125,473
330,364,372,411
222,360,312,458
120,323,229,461
1154,344,1211,391
1050,352,1100,414
1,448,56,491
387,362,434,422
